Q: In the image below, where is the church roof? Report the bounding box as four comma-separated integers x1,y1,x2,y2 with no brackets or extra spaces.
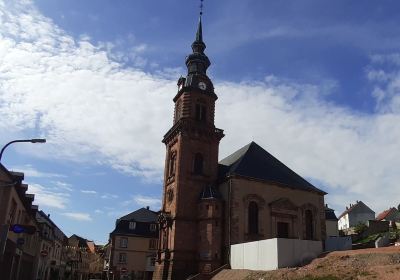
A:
218,142,326,195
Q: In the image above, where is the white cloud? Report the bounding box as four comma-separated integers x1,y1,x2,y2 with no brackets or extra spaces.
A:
61,212,92,221
53,181,73,192
28,183,69,209
81,190,97,194
100,193,119,199
94,209,103,214
133,195,161,208
1,0,400,217
11,165,64,178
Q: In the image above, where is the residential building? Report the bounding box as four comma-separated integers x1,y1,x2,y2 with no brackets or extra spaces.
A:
325,204,339,237
338,201,375,230
0,163,40,280
35,210,67,280
65,234,102,280
109,207,158,280
153,14,327,280
376,207,400,227
90,244,105,279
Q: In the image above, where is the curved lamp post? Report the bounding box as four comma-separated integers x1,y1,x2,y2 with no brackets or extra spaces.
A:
0,138,46,162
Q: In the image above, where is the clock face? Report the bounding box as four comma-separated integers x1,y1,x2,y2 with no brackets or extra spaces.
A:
198,81,207,90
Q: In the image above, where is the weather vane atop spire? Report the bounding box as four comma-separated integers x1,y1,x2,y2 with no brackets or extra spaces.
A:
200,0,204,16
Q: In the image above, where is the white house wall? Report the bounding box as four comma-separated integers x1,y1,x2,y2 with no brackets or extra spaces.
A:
338,214,349,230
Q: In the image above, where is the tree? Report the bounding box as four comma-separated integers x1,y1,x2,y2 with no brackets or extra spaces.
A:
354,222,368,235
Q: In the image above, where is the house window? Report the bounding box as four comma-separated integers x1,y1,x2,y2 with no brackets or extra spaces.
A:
193,153,204,175
248,201,259,234
149,239,157,249
129,222,136,230
118,253,127,263
120,237,128,248
195,104,206,121
150,224,157,232
305,210,314,240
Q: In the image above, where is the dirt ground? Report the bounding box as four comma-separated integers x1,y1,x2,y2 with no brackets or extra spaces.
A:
213,246,400,280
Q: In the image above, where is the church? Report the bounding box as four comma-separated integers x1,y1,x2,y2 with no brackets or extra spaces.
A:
153,13,326,280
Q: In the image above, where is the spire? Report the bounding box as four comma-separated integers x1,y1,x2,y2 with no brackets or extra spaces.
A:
191,15,206,54
185,0,210,74
195,16,203,43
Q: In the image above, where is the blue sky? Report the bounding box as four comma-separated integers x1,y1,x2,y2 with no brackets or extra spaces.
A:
1,0,400,244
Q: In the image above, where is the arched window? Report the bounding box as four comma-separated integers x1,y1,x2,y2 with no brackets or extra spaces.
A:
305,210,313,240
248,201,259,234
193,153,203,175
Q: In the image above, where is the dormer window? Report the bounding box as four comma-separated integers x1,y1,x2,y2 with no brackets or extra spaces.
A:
129,222,136,230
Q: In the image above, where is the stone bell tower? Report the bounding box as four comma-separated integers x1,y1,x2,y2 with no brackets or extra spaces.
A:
153,12,224,280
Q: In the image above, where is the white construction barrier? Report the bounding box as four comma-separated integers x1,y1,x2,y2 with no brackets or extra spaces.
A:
230,238,322,271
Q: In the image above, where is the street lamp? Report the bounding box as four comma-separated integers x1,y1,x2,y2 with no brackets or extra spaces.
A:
0,138,46,162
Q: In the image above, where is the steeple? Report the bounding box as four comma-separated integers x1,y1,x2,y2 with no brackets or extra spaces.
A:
185,9,211,75
192,16,205,53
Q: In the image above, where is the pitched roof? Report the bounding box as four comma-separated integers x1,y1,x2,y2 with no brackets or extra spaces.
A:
111,208,158,237
70,234,91,248
117,207,158,223
199,185,222,200
338,201,375,219
325,205,338,221
376,207,397,221
218,142,326,195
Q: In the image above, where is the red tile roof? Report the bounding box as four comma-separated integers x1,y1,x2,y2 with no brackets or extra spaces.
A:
376,207,396,221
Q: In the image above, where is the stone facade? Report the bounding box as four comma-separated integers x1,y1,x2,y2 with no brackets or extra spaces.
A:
220,177,326,249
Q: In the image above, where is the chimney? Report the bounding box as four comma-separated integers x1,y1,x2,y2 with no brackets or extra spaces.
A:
146,206,149,210
48,214,50,218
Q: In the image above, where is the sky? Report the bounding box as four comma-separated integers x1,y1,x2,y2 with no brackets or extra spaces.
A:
1,0,400,244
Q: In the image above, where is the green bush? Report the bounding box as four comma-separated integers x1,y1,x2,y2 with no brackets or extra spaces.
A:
354,222,368,235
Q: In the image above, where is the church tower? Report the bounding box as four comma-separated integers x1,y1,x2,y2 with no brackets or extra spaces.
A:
153,12,224,280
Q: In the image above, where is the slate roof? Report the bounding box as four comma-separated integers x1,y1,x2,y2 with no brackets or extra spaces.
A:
111,208,158,238
117,207,158,223
199,185,222,200
338,201,375,219
70,234,91,248
325,205,338,221
218,142,326,195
